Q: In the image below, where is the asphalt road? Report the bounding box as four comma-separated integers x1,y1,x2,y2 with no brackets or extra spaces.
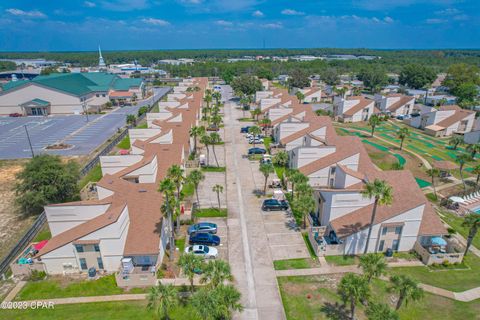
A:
0,87,170,159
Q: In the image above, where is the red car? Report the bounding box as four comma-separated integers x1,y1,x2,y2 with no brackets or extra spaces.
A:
9,113,22,117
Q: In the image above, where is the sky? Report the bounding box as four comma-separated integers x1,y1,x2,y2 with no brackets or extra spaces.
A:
0,0,479,51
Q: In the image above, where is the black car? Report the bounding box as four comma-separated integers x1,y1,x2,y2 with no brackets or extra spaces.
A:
248,147,266,155
240,126,251,133
262,199,289,211
189,233,221,246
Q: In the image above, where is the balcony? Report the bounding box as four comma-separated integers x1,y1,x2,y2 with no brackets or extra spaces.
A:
414,238,464,265
115,266,157,288
306,220,346,257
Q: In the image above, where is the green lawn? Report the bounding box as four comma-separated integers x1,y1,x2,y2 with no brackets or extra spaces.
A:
135,122,148,129
389,254,480,292
324,255,358,266
117,135,131,149
278,275,480,320
181,182,195,197
274,165,285,180
302,233,317,259
176,238,186,253
273,258,320,270
195,208,227,218
201,166,226,172
33,226,51,242
78,164,102,189
441,210,480,250
15,275,139,300
263,137,272,149
0,300,200,320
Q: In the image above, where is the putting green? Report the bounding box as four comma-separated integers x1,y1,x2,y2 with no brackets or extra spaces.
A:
415,177,431,188
431,155,443,161
362,140,390,152
393,154,406,166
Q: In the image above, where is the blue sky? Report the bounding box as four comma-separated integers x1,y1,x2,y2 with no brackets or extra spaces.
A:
0,0,479,51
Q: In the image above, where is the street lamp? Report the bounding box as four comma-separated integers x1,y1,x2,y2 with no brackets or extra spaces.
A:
82,101,89,122
24,125,34,158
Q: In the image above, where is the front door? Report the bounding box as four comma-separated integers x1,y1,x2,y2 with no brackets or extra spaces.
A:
377,225,402,252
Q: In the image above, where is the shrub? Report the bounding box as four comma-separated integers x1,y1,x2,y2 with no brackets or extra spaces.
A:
29,270,46,281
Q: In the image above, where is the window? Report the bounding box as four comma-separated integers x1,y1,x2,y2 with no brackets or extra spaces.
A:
94,244,100,252
378,240,385,252
395,226,403,235
381,227,388,236
392,239,399,251
79,258,88,270
97,257,104,269
75,245,84,253
102,94,106,97
96,94,99,97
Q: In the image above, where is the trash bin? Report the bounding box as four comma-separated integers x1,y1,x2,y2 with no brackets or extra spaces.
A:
88,267,97,278
385,248,393,257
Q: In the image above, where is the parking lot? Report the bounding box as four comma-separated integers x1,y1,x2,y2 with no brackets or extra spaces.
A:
0,87,170,159
192,217,228,260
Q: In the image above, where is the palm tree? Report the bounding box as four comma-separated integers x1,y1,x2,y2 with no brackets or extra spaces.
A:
211,114,222,129
361,179,393,254
191,285,243,320
472,164,480,186
260,118,272,135
212,184,223,209
466,143,480,159
212,91,222,106
259,163,274,194
295,91,305,103
366,302,399,320
178,252,204,292
209,132,221,167
289,170,308,197
187,169,205,209
292,194,316,229
295,182,313,199
462,213,480,257
456,153,472,191
359,253,387,283
338,273,370,320
159,178,176,260
251,108,262,122
248,126,262,148
449,135,464,150
126,114,137,127
189,126,205,155
369,114,381,137
147,283,178,320
200,259,233,288
426,168,440,199
273,150,289,168
167,165,185,233
389,275,424,310
396,127,410,150
200,134,211,166
204,89,212,110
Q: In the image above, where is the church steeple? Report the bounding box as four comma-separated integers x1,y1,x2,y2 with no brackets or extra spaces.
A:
98,45,106,70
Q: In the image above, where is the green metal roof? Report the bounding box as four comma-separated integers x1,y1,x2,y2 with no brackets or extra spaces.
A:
31,98,50,106
1,72,143,97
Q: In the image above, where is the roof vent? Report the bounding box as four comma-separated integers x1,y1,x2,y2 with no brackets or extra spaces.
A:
139,189,147,193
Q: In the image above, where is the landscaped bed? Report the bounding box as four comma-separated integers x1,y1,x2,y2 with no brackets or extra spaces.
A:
194,208,227,218
273,258,320,270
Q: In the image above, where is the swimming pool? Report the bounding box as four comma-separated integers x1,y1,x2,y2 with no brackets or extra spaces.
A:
473,207,480,214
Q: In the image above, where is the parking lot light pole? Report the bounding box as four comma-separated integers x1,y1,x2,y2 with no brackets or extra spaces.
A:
24,125,34,158
82,101,89,122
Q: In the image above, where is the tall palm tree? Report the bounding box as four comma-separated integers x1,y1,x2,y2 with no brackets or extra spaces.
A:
259,163,274,194
191,285,243,320
295,91,305,103
211,114,222,129
338,273,370,320
361,179,393,254
126,114,137,127
273,151,289,168
260,118,272,135
189,126,205,155
295,182,313,199
396,127,410,150
167,165,185,233
209,132,221,167
159,178,176,260
472,164,480,186
204,89,212,110
200,259,234,288
212,184,223,209
147,283,178,320
366,302,399,320
369,114,381,137
449,135,464,150
466,143,480,159
289,170,308,197
200,134,211,166
178,252,204,292
212,91,222,106
426,168,440,199
247,126,262,148
389,275,424,310
462,213,480,257
187,169,205,209
456,153,472,191
292,194,316,229
359,253,387,283
251,108,262,122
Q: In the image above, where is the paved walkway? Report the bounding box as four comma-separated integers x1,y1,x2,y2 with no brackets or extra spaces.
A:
224,87,286,320
2,280,26,303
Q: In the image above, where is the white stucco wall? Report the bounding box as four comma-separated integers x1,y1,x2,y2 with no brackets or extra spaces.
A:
128,128,162,143
100,155,144,175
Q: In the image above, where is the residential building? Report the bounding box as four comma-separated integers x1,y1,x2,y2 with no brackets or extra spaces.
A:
333,96,376,122
375,93,415,116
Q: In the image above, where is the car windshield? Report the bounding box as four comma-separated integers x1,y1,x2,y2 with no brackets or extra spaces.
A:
204,247,209,253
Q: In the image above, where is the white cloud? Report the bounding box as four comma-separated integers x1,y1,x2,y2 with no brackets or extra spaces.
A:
215,20,234,27
142,18,170,26
5,8,46,18
426,18,445,24
281,9,305,16
435,8,460,15
101,0,150,11
252,10,264,17
262,22,282,29
84,1,96,7
179,0,203,4
384,16,394,23
453,14,469,21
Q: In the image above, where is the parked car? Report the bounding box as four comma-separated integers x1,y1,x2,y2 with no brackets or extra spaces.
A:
249,137,264,144
240,126,251,133
246,133,264,139
206,125,220,132
188,222,218,235
248,147,266,155
262,198,289,211
189,233,221,246
184,245,218,259
9,113,22,117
